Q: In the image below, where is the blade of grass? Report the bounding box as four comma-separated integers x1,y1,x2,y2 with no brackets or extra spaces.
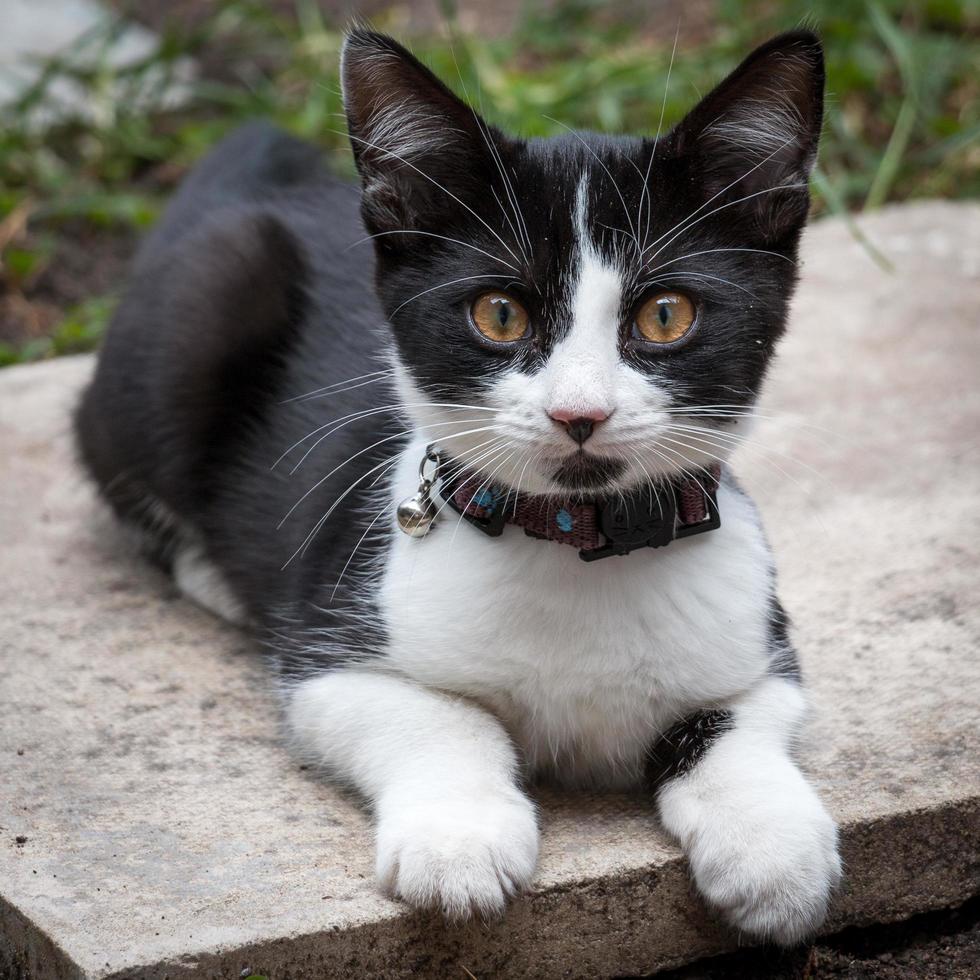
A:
813,166,893,273
864,2,918,210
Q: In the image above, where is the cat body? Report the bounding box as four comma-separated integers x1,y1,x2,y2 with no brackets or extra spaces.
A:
76,29,841,943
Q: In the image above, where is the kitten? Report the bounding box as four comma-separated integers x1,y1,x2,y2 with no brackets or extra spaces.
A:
75,28,841,942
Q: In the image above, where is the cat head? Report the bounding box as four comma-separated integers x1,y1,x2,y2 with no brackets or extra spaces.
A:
341,28,824,496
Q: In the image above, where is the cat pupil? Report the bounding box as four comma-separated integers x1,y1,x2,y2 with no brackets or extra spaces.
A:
659,304,671,326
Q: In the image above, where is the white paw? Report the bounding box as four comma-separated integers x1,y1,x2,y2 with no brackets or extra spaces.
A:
660,764,842,945
375,787,539,920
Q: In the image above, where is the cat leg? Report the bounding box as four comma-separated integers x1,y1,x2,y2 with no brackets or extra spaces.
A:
652,675,841,944
285,669,539,919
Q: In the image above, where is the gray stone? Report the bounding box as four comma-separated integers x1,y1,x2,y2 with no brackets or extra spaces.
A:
1,200,978,979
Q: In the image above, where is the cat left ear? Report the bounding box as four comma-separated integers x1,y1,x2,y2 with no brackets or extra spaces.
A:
671,31,825,240
341,29,491,235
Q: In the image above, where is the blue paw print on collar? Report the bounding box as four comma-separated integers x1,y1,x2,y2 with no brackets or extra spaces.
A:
555,508,574,533
474,489,497,513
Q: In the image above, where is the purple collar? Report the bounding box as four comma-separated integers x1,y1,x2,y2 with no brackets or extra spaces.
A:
440,463,722,562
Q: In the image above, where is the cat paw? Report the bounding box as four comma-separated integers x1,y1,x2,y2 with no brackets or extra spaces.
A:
690,807,841,944
661,769,842,945
375,788,539,920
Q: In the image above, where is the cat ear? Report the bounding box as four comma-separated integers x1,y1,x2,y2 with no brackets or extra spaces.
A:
671,31,824,240
341,29,490,234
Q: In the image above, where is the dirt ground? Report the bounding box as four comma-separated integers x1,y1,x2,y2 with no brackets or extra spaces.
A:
650,896,980,979
0,224,134,347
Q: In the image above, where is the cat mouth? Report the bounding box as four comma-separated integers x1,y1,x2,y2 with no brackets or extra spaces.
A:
550,452,626,491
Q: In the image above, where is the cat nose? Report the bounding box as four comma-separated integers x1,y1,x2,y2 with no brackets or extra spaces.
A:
548,408,609,446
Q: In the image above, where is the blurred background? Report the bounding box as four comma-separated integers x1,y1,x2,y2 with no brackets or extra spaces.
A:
0,0,976,366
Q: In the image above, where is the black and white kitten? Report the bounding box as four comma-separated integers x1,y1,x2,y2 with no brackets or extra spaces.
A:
76,28,841,942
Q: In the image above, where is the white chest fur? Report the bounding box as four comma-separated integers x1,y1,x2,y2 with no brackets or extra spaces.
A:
379,440,775,787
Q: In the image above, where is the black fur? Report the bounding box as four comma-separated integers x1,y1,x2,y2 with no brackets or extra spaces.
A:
75,121,398,666
646,709,735,786
768,595,802,681
75,31,824,674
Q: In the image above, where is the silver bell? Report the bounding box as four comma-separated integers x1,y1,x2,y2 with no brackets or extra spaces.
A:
397,445,442,538
397,492,437,537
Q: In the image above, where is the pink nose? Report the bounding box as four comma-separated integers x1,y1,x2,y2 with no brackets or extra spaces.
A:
548,407,609,424
548,407,609,446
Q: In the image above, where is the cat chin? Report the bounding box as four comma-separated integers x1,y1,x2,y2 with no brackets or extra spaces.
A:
549,452,626,492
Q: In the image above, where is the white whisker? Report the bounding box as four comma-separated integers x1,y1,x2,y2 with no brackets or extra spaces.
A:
543,115,642,258
640,133,801,260
280,369,392,404
447,443,519,551
638,24,679,248
390,275,507,319
646,180,808,264
644,247,795,278
334,127,525,268
638,270,759,298
280,422,505,530
347,230,519,272
274,400,499,470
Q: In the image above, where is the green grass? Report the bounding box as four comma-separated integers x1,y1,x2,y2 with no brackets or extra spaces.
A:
0,295,117,367
0,0,976,364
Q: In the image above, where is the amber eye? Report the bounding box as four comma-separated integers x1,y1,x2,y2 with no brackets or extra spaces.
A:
633,291,697,346
470,292,531,344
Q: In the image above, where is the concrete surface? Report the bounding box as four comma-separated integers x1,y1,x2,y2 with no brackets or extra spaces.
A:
1,200,979,979
0,0,193,123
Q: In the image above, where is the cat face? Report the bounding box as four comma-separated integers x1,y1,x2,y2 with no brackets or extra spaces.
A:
342,30,824,496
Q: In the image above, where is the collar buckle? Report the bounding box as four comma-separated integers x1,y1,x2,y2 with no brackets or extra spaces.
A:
578,480,720,562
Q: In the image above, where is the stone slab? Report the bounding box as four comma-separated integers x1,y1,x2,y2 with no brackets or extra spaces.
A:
1,201,979,979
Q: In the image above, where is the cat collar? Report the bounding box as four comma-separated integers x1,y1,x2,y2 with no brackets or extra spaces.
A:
396,447,721,562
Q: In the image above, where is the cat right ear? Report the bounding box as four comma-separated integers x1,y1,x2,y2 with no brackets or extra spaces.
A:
341,29,492,235
670,31,825,241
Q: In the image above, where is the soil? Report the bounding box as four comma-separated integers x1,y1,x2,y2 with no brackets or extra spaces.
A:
0,223,134,347
648,895,980,979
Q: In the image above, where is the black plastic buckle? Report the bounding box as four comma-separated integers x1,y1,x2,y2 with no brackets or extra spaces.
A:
674,489,721,540
579,481,720,562
442,485,508,537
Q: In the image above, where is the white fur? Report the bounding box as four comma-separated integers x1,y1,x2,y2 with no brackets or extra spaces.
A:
373,191,773,790
359,98,461,165
173,540,247,625
700,51,818,177
125,493,248,626
658,677,842,944
286,670,538,919
383,443,773,785
704,97,803,158
543,180,621,421
341,44,462,167
285,173,839,933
